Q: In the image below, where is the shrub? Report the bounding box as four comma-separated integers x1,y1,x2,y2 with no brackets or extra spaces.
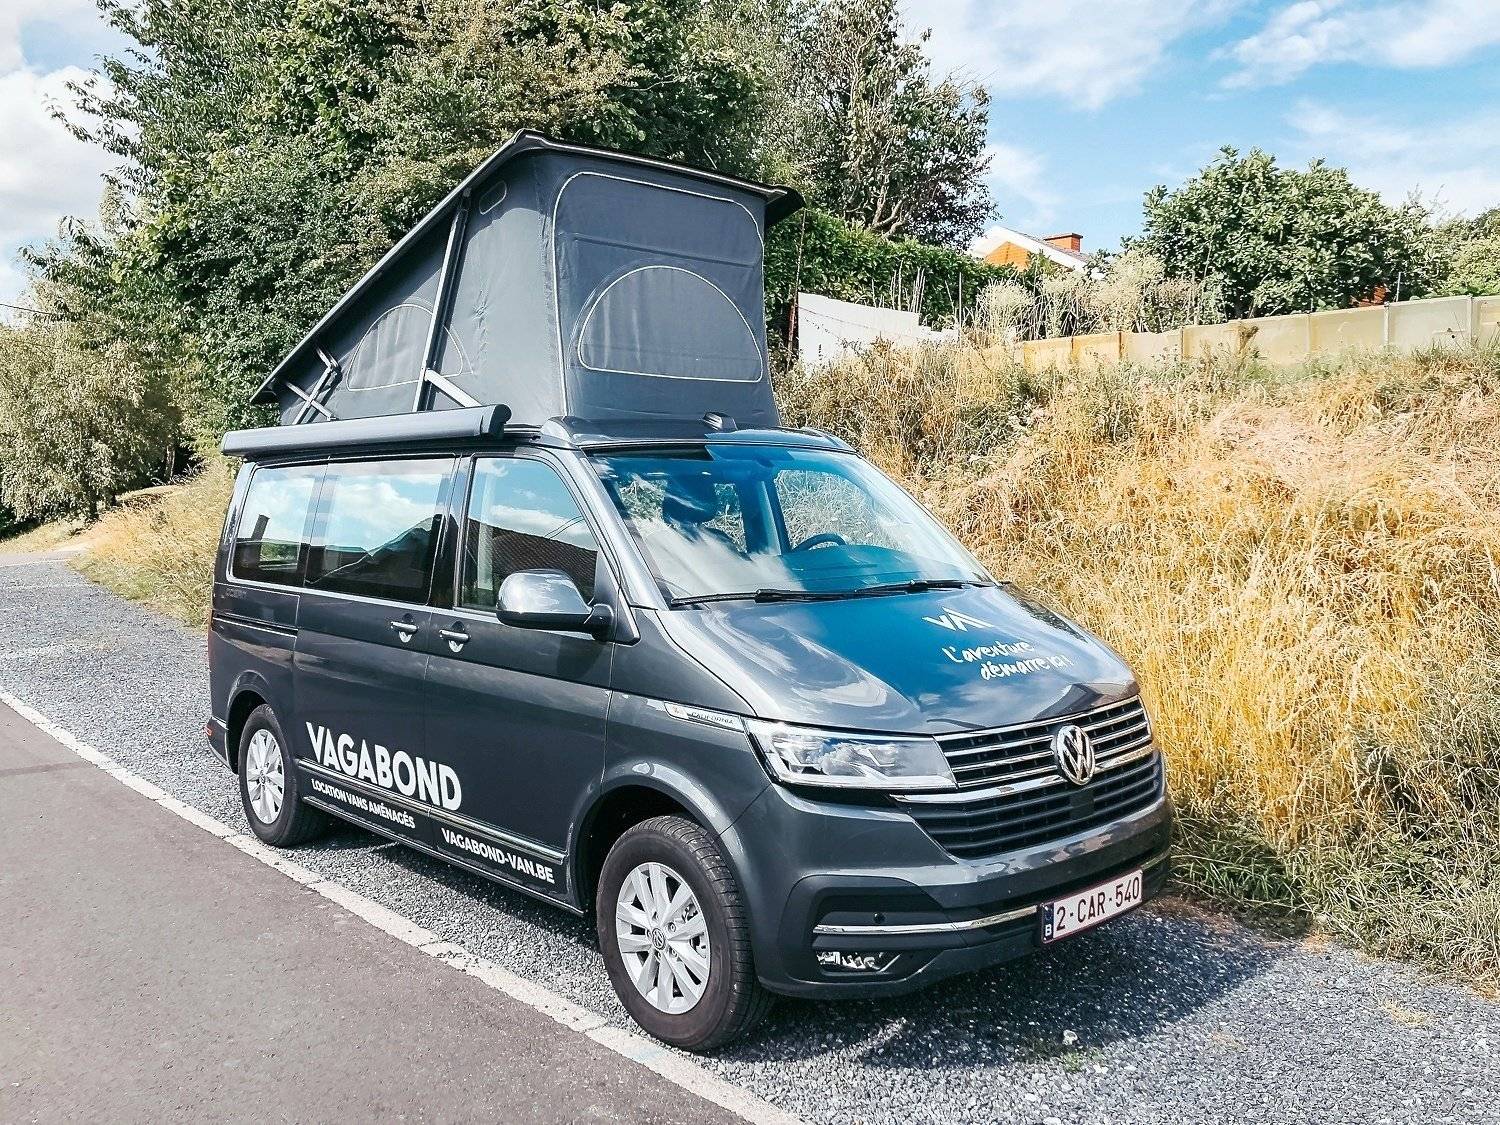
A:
0,320,178,519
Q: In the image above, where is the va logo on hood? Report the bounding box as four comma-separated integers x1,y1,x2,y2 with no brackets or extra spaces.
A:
923,608,992,632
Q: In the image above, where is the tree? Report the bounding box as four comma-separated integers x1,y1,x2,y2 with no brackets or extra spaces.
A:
0,317,178,519
1130,147,1438,318
1432,208,1500,297
775,0,992,247
21,0,996,455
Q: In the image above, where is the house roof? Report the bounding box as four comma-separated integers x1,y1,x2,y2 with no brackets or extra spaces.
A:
970,225,1087,271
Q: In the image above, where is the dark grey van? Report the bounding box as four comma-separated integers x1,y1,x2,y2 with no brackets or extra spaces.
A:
206,133,1170,1051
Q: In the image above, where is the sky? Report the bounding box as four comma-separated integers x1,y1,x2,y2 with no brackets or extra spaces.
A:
2,0,1499,308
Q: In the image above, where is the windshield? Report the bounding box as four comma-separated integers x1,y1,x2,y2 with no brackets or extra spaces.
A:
590,445,992,603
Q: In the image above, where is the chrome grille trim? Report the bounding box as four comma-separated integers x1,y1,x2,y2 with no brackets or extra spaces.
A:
812,852,1171,935
930,696,1152,794
899,697,1163,859
934,694,1151,747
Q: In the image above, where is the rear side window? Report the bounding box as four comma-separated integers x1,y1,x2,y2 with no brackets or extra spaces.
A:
460,458,600,610
232,465,320,586
307,459,451,603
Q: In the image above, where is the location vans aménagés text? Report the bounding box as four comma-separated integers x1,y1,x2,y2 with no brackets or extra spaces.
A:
206,131,1171,1050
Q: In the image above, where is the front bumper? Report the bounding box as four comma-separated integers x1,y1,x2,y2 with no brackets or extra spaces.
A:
719,771,1173,998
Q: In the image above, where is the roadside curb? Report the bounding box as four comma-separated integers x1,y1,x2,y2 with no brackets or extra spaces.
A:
0,689,801,1125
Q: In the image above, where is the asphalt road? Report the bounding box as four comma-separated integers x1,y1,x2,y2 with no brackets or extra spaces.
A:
0,691,740,1124
1,554,1496,1124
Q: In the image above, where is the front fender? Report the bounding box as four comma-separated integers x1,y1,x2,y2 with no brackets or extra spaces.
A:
573,692,770,905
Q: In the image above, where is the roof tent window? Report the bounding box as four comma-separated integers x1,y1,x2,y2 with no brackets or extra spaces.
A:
342,303,430,392
577,266,761,381
555,171,766,388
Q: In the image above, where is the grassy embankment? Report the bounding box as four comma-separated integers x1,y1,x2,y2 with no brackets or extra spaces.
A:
67,341,1500,984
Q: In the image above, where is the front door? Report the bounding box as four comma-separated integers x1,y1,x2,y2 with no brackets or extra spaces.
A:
293,456,456,843
422,454,614,900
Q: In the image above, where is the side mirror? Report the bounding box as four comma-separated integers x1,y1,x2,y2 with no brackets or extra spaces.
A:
497,570,613,639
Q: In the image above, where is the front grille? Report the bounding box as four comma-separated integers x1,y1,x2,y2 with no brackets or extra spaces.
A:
941,697,1152,790
903,698,1163,860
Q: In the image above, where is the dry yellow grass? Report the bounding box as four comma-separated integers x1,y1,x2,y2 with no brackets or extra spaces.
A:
75,460,235,626
0,517,89,553
783,341,1500,980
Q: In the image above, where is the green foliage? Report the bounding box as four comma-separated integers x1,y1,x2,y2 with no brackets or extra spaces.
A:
0,319,178,519
767,208,1024,333
1131,147,1439,318
1433,208,1500,297
775,0,992,246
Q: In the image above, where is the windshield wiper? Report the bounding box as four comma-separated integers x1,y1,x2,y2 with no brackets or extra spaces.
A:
848,578,996,597
671,588,845,607
670,579,991,607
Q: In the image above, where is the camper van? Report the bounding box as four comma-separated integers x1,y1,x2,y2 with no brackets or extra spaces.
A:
207,132,1171,1050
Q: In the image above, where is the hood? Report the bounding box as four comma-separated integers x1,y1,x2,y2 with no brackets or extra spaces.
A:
654,584,1136,734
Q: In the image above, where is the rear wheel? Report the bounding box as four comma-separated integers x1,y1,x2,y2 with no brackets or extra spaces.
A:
596,815,772,1051
238,704,328,847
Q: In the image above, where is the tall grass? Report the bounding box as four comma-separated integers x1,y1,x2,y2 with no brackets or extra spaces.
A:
782,341,1500,980
75,460,234,625
973,249,1225,340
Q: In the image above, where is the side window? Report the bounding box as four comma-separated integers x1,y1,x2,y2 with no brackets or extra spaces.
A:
461,458,601,610
232,465,320,586
307,459,451,603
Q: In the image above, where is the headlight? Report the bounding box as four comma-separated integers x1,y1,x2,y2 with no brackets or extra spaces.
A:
746,719,956,792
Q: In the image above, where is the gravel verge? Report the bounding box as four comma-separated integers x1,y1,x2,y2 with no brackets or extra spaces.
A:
1,555,1494,1124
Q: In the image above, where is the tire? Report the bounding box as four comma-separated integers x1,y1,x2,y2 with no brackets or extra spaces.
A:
596,815,773,1051
237,704,329,847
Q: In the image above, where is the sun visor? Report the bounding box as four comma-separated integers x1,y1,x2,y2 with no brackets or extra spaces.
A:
254,132,799,431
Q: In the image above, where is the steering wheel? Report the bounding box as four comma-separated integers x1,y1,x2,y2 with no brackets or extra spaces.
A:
791,531,847,552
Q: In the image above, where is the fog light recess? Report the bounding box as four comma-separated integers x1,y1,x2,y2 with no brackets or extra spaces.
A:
816,950,900,974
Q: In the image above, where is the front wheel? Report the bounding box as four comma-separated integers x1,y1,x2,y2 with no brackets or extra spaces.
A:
596,816,772,1051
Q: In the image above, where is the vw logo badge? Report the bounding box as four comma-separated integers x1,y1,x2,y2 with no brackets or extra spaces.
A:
1052,724,1096,786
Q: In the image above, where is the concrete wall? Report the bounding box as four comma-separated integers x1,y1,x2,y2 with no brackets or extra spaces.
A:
797,292,954,368
1017,295,1500,371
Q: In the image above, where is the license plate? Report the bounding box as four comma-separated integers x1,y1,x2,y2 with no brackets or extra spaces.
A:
1039,868,1143,943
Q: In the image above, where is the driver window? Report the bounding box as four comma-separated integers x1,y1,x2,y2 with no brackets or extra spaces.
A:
461,458,601,610
773,469,902,551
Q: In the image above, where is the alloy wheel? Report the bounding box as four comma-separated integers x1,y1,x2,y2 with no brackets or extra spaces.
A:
244,728,285,824
614,861,711,1014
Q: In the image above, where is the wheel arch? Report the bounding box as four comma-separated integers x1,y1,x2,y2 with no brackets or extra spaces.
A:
224,673,279,773
574,773,732,914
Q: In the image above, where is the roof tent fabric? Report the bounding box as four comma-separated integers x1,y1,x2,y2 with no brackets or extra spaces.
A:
255,131,800,430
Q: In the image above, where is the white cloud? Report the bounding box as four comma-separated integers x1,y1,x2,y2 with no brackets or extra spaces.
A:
1225,0,1500,87
1288,100,1500,216
0,67,111,244
0,65,115,304
982,142,1059,231
905,0,1241,109
0,2,121,306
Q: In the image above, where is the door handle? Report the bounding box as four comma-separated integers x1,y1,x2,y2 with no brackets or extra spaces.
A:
389,618,419,642
438,625,470,651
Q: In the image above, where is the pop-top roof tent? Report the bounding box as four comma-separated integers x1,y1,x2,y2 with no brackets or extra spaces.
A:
251,131,802,432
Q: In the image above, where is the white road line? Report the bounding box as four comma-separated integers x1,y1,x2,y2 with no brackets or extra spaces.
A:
0,689,801,1125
